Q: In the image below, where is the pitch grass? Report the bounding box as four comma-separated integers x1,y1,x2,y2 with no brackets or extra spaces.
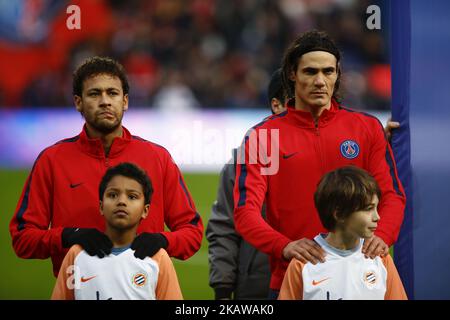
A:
0,170,219,299
0,170,395,299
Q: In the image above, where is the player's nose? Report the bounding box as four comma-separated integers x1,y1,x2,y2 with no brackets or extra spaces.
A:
313,73,326,87
99,92,111,106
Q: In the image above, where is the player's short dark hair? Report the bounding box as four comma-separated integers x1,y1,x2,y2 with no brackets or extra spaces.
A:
314,166,381,231
73,56,129,96
281,30,341,100
268,68,285,107
99,162,153,205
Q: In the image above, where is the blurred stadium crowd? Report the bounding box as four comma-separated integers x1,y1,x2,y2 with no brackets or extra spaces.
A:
0,0,390,110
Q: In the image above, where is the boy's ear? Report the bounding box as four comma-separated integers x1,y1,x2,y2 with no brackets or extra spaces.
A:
141,204,150,219
99,201,104,215
332,210,344,223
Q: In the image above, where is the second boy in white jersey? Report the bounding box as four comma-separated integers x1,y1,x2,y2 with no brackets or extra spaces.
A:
279,166,407,300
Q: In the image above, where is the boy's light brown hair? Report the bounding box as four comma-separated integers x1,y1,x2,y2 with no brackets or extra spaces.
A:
314,165,381,231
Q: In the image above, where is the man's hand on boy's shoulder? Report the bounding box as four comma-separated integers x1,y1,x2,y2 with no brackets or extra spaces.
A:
282,238,326,264
62,228,113,258
362,235,389,259
131,233,169,259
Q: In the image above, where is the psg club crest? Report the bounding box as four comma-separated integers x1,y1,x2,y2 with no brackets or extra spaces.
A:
340,140,360,159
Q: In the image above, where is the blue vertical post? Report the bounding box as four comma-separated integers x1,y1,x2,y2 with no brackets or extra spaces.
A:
390,0,414,299
392,0,450,299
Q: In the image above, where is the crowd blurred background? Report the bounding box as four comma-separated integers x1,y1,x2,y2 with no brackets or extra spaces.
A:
0,0,391,110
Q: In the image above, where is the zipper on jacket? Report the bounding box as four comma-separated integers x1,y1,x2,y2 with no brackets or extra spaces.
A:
314,122,326,174
104,146,112,168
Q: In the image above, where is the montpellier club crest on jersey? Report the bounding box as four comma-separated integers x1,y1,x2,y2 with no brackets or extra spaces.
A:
131,271,148,288
340,140,360,159
363,269,379,289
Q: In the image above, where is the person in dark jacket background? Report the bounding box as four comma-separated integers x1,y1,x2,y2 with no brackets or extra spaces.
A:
206,69,286,299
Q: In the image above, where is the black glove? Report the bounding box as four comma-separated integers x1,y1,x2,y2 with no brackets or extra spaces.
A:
62,228,113,258
131,233,168,259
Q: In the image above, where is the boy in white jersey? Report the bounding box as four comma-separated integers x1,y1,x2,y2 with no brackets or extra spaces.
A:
51,162,182,300
279,166,407,300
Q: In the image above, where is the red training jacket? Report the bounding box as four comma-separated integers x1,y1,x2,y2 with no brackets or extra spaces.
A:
234,99,406,290
10,125,203,276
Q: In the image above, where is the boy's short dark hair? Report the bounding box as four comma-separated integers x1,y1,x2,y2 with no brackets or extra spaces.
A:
281,30,341,100
73,56,129,96
99,162,153,205
314,166,381,231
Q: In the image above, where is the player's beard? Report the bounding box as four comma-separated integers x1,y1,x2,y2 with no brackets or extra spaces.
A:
84,110,124,134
